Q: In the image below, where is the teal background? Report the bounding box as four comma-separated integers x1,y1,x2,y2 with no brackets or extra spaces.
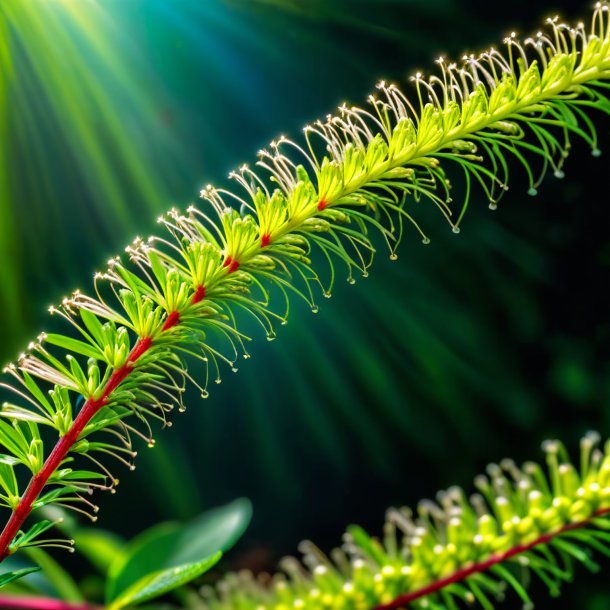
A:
1,0,609,607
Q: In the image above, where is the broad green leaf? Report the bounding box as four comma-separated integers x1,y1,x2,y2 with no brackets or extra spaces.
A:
0,567,40,589
107,498,251,604
108,552,221,610
106,522,180,603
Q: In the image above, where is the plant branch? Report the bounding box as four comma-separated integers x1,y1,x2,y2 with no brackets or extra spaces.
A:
0,333,178,559
375,507,610,610
206,434,610,610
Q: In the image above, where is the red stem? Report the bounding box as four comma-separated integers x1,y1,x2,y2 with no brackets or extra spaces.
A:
0,362,134,561
0,594,99,610
0,285,204,561
375,506,610,610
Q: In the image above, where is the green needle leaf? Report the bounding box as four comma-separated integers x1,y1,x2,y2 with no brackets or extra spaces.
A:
0,566,40,589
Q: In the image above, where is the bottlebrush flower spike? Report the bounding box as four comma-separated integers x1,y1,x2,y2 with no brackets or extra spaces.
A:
201,433,610,610
1,3,610,562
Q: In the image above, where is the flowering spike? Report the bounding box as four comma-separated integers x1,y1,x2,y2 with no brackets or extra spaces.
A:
1,4,610,562
201,434,610,610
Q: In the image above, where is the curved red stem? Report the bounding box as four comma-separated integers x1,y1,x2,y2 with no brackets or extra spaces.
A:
0,291,200,561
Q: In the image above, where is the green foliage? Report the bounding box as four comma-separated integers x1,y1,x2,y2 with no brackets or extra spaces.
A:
0,566,40,589
109,553,222,610
0,501,251,607
106,498,251,606
0,2,610,562
201,433,610,610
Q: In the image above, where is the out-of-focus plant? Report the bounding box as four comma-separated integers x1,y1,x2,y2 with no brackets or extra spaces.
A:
203,433,610,610
0,499,251,610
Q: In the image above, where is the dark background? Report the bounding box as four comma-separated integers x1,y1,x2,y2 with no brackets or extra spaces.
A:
1,0,609,608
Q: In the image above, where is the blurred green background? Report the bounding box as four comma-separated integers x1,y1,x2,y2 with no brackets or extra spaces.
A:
1,0,609,608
